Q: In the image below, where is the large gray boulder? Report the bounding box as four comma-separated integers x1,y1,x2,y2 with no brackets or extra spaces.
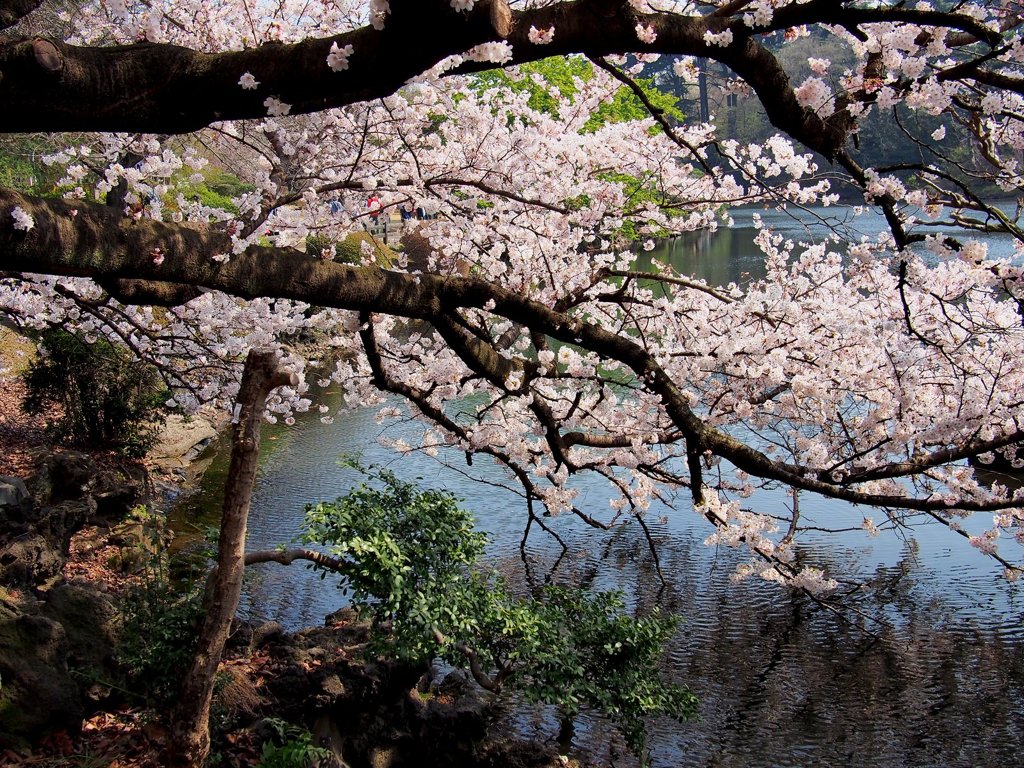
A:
0,532,64,585
0,497,96,587
29,451,98,505
148,414,219,469
41,582,121,677
0,476,29,513
0,449,147,587
0,476,32,536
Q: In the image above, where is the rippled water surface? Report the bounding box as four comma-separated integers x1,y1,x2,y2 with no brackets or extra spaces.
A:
171,207,1024,767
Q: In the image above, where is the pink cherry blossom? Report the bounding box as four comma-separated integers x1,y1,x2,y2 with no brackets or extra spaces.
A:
528,26,554,45
10,206,33,231
6,0,1024,592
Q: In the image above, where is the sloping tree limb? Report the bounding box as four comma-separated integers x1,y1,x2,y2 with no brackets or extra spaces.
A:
358,311,571,549
0,0,42,31
431,627,502,692
0,0,998,162
0,0,506,132
244,547,347,571
169,348,298,768
2,186,1018,517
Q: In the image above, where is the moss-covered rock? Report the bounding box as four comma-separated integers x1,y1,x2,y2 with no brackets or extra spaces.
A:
0,583,121,746
0,450,147,587
41,583,121,678
0,532,64,585
0,601,81,746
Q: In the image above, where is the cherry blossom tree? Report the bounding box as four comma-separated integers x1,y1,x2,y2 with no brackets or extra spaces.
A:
2,0,1024,597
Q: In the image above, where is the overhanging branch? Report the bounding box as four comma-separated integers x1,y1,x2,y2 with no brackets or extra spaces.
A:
0,0,42,31
0,0,997,166
1,186,1018,516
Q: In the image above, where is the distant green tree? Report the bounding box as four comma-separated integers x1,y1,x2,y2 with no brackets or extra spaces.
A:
472,55,682,127
472,55,593,116
167,165,255,215
0,135,67,195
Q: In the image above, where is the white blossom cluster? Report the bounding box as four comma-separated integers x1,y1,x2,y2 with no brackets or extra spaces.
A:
13,0,1024,589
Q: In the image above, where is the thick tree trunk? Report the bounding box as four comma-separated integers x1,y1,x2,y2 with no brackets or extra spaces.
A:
168,349,297,768
0,0,43,31
0,0,920,157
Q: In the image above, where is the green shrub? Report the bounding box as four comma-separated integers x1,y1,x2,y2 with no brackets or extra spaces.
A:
256,719,332,768
0,135,65,195
118,566,205,706
21,328,169,457
303,462,697,765
182,183,239,214
171,166,254,215
201,166,255,199
306,232,396,266
304,233,336,259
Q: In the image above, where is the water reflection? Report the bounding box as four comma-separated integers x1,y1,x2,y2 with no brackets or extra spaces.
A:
503,530,1024,768
170,205,1024,767
645,228,766,288
645,202,1021,289
170,408,1024,767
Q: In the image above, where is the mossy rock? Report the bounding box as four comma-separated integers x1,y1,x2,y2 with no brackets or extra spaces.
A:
308,232,398,267
0,583,123,745
0,603,81,746
0,532,63,585
42,583,121,682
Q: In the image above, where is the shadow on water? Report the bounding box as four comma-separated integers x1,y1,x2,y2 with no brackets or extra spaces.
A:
494,529,1024,768
170,205,1024,767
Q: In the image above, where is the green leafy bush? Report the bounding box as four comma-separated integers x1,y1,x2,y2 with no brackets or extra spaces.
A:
256,719,332,768
0,135,65,195
306,232,397,267
303,463,697,764
171,165,254,215
21,328,169,457
118,536,205,706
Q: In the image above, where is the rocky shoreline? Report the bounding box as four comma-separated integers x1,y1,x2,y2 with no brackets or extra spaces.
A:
0,390,576,767
0,448,151,747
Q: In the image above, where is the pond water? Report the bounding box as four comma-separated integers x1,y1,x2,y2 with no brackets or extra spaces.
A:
171,206,1024,767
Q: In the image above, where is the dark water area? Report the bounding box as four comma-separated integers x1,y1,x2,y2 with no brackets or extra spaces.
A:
171,206,1024,767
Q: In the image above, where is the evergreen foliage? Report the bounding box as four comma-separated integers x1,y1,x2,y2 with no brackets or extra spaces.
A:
117,510,205,706
21,328,169,457
303,462,697,764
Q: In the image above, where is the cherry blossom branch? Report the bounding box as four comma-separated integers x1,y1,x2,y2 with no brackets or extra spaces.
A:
0,1,506,132
358,311,570,551
841,430,1024,485
921,510,1022,576
48,282,212,399
604,269,734,303
3,187,1023,517
0,0,999,168
588,54,713,174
